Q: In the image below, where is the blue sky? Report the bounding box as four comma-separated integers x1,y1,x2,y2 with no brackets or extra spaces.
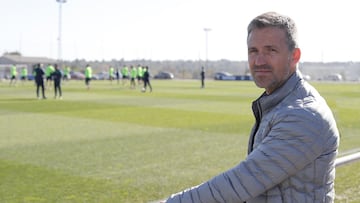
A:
1,0,359,62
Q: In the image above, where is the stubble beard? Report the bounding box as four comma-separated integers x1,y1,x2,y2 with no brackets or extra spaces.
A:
252,62,292,94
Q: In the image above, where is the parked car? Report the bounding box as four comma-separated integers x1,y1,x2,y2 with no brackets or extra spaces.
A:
214,72,253,81
237,74,253,81
94,71,110,80
214,72,236,80
70,71,85,80
154,71,174,79
27,74,35,80
91,74,99,80
324,73,342,81
303,74,311,81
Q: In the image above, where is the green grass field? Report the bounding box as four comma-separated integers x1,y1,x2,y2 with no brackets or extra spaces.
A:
1,79,359,203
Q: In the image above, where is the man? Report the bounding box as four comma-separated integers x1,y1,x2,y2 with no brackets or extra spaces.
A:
63,66,71,81
115,68,120,84
142,66,152,92
165,12,339,203
85,64,92,90
9,64,17,86
33,63,46,99
130,65,137,89
109,66,115,84
45,64,55,89
137,64,144,85
121,65,129,86
200,66,205,88
21,66,28,85
51,64,62,99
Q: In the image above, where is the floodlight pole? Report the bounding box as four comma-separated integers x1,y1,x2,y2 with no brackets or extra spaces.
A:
204,28,211,70
56,0,66,68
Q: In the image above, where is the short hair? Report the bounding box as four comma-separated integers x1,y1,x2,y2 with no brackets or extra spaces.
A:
247,12,298,51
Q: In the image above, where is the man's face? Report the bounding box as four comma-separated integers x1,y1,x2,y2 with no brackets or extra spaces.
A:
247,27,299,94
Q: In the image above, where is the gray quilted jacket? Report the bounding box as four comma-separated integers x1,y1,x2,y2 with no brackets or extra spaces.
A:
166,71,340,203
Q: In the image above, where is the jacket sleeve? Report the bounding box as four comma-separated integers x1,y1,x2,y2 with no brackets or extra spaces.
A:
166,107,327,203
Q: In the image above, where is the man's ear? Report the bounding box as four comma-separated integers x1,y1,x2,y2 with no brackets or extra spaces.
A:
292,48,301,65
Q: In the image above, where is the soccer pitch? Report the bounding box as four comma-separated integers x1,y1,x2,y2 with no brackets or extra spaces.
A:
1,79,359,202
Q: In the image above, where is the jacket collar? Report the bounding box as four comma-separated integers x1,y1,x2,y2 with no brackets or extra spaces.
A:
249,70,303,153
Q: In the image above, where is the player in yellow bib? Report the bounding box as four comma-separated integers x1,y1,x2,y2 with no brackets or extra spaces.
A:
21,66,28,85
9,64,18,86
121,65,129,86
130,65,137,89
85,64,92,90
45,64,55,89
109,66,115,84
137,65,144,85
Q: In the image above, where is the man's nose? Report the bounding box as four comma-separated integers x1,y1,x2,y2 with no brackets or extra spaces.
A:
254,53,267,66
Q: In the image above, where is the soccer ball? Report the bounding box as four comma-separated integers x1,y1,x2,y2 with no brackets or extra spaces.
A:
141,87,146,92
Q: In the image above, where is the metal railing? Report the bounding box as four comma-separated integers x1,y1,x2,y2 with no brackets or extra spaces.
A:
335,152,360,167
151,152,360,203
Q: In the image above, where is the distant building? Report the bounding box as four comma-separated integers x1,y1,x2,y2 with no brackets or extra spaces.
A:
0,54,57,79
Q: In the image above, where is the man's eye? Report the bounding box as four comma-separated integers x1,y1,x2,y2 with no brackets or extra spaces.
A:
248,49,257,54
